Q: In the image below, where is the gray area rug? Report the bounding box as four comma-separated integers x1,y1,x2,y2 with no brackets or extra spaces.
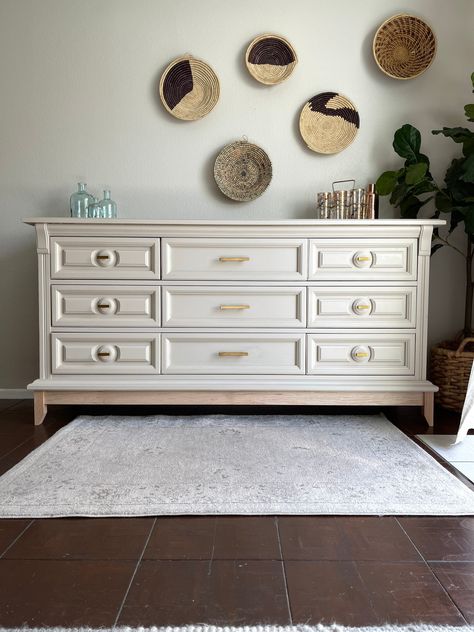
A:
1,413,474,517
1,626,474,632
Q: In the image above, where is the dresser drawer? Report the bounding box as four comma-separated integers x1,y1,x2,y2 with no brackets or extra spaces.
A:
162,286,306,328
162,333,305,374
51,333,160,374
307,333,415,375
162,238,307,280
51,237,160,280
52,285,160,327
309,239,417,280
308,286,416,328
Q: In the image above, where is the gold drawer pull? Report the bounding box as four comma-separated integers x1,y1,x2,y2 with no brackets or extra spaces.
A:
354,352,369,358
356,304,370,310
218,351,249,357
97,303,110,309
220,304,250,310
219,256,250,262
96,255,110,260
356,256,371,262
97,351,110,357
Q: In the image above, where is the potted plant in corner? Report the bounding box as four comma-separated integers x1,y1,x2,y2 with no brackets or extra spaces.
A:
376,72,474,412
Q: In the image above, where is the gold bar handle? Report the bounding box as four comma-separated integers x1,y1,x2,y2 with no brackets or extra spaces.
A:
96,255,110,260
356,256,371,262
218,351,249,357
356,304,370,310
219,304,250,310
97,352,110,357
97,304,110,309
354,352,369,358
219,256,250,262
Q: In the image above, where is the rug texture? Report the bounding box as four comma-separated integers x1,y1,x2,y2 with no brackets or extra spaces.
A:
1,413,474,517
1,625,474,632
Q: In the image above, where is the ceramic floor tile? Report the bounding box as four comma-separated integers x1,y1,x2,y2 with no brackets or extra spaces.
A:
430,562,474,623
399,517,474,562
417,434,474,462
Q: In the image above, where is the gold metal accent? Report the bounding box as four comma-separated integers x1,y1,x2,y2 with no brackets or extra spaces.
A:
96,255,110,260
218,351,249,357
354,352,369,358
97,352,111,357
219,304,250,310
97,304,110,309
356,256,371,262
356,304,370,310
219,256,250,262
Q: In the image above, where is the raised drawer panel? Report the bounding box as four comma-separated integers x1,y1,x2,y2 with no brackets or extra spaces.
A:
51,237,160,280
307,333,415,375
162,286,306,328
52,285,160,327
52,333,159,374
162,238,307,280
162,333,305,374
309,239,417,280
308,286,416,328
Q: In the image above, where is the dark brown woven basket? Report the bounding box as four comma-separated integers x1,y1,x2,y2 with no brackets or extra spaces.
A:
430,337,474,412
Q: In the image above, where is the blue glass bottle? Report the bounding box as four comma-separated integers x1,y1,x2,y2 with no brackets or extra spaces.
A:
100,190,117,218
70,183,94,218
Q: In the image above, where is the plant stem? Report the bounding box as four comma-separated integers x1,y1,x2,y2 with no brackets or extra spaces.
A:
465,234,474,337
435,234,466,258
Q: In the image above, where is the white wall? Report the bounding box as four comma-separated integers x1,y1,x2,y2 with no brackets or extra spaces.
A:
0,0,473,389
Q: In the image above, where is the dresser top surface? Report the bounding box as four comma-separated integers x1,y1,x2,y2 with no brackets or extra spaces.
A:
24,217,445,226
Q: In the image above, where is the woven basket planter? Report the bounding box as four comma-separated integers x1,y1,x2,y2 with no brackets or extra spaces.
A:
430,338,474,412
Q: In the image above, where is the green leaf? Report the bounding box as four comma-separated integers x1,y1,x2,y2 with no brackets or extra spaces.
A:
399,195,430,218
411,180,437,195
460,153,474,183
431,243,444,256
461,206,474,234
432,126,473,143
463,135,474,157
406,162,428,185
435,190,453,213
393,124,421,163
471,71,474,91
465,104,474,123
376,171,399,195
450,209,464,233
390,181,409,206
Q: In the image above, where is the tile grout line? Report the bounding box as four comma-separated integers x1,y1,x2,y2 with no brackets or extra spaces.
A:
113,516,157,627
0,519,35,559
275,516,293,625
395,517,468,624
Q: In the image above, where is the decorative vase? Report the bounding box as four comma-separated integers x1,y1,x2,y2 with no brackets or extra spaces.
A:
70,183,94,218
99,190,117,218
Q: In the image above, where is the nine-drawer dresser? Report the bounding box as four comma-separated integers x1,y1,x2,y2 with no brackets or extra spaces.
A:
25,218,444,425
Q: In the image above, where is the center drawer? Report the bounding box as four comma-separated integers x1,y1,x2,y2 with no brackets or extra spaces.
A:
162,238,307,280
162,333,305,374
162,286,306,327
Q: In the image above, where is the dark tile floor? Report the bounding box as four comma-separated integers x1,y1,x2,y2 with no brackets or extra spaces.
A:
0,400,473,626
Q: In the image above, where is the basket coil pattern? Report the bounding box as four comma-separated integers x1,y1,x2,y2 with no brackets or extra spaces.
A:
299,92,360,154
246,34,297,85
159,55,220,120
214,140,272,202
373,14,436,80
430,338,474,412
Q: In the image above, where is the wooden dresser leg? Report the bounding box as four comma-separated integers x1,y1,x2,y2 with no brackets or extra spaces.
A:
34,391,47,426
423,392,434,428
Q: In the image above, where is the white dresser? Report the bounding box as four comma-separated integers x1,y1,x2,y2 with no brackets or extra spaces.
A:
25,218,443,426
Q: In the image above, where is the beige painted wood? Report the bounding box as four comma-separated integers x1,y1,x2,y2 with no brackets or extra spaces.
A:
162,238,307,280
307,333,415,376
51,333,160,374
309,238,417,281
51,237,160,280
423,391,434,427
52,285,160,327
44,389,424,406
162,333,305,375
162,286,306,328
34,391,47,425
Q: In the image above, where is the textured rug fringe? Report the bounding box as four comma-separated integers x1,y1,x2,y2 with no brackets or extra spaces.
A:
1,625,474,631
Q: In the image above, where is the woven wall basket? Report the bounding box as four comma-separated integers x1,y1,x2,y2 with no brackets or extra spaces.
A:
159,55,220,121
299,92,360,154
373,14,436,80
430,338,474,412
246,34,297,85
214,139,272,202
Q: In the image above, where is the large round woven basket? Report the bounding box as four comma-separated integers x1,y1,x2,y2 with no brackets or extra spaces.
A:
245,34,297,85
373,14,436,80
159,55,220,121
430,338,474,412
299,92,360,154
214,139,272,202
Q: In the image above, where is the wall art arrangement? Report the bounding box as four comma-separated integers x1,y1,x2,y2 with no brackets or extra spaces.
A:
214,138,272,202
156,13,436,204
245,34,298,85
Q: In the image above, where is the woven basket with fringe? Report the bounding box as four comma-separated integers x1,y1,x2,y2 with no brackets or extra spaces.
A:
373,14,436,80
430,338,474,412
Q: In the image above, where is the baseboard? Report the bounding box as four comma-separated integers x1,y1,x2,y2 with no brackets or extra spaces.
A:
0,388,33,399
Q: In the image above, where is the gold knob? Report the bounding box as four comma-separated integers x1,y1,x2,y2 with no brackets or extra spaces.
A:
219,256,250,262
218,351,249,357
219,304,250,310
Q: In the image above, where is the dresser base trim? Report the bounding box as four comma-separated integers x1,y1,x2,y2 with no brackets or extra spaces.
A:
33,389,431,426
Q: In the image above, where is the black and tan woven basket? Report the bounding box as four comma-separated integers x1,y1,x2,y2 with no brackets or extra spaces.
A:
245,34,297,85
430,338,474,412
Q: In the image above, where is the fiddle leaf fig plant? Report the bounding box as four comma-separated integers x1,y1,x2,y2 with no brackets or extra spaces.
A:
376,72,474,336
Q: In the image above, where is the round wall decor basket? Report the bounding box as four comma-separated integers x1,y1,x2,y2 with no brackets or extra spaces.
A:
245,34,297,85
299,92,360,154
214,139,272,202
430,338,474,412
159,55,220,120
373,14,436,80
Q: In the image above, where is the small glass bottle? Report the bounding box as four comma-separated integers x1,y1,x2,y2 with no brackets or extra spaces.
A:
100,190,117,219
88,197,102,219
70,182,94,218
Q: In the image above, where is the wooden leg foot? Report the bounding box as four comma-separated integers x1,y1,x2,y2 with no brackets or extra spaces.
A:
423,391,434,427
34,391,47,426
